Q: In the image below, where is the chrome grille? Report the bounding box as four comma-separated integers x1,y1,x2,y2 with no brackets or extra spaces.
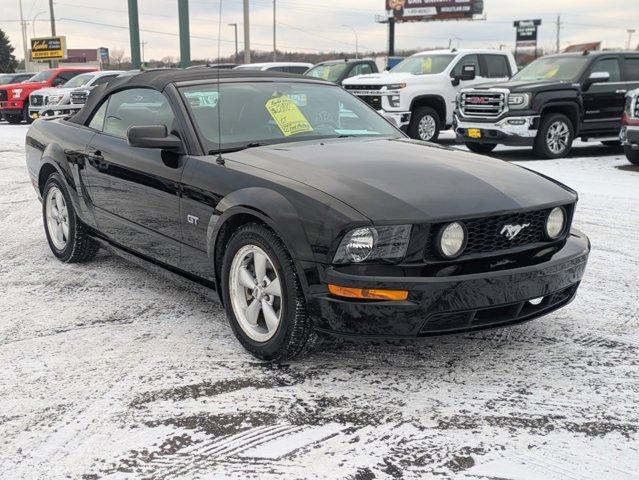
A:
460,91,505,118
71,90,88,105
30,94,44,107
344,85,384,110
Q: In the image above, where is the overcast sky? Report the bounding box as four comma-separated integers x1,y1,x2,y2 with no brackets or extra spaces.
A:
1,0,638,62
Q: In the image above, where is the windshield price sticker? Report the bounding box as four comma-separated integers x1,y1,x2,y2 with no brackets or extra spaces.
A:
265,96,314,137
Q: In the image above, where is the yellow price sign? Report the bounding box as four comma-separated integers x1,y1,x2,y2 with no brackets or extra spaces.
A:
265,95,314,137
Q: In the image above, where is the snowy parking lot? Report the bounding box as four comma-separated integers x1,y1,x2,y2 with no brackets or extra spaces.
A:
1,123,638,479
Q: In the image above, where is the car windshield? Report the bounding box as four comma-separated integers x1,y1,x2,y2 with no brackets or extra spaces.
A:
390,54,455,75
0,74,15,85
305,63,349,83
512,57,590,82
180,81,400,152
63,73,95,88
29,70,54,82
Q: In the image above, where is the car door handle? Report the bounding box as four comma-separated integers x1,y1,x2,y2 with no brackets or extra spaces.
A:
616,89,627,94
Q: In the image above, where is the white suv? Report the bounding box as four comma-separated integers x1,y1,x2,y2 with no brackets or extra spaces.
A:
343,49,517,142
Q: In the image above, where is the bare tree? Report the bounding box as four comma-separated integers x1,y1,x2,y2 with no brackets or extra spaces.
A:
109,48,126,68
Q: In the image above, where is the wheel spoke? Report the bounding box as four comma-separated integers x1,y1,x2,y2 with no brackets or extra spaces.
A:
55,192,64,212
238,266,257,289
253,251,267,284
245,298,261,325
263,277,281,297
56,223,65,244
61,221,69,241
261,300,279,332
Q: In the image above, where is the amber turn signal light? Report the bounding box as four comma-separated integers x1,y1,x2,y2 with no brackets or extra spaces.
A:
328,284,408,301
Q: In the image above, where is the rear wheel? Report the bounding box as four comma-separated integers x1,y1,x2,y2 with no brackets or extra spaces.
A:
42,173,99,263
221,223,317,361
408,107,441,142
465,142,497,154
624,145,639,165
4,114,22,124
533,113,574,159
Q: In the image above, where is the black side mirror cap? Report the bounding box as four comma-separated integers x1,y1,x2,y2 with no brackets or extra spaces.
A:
452,64,476,86
127,125,181,150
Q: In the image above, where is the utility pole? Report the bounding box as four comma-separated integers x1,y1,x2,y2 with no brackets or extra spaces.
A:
388,17,395,57
229,23,239,63
48,0,58,67
243,0,251,64
18,0,29,71
178,0,191,68
342,25,359,59
128,0,141,70
273,0,277,62
627,29,636,50
140,41,147,64
555,14,562,53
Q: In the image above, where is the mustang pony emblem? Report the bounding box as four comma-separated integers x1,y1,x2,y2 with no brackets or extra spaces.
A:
500,223,531,240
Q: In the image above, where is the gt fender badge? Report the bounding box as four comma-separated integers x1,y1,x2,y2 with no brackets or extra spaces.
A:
187,214,199,226
501,223,530,240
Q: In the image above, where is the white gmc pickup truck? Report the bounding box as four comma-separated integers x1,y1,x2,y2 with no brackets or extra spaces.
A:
343,49,517,142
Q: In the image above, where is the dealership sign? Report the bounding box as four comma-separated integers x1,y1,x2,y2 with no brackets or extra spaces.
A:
386,0,484,22
31,36,68,60
514,19,542,48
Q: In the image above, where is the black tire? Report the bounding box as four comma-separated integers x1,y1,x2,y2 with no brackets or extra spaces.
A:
4,114,22,124
221,223,317,361
624,145,639,165
408,106,441,142
23,102,34,125
465,142,497,154
533,113,574,159
601,140,621,147
42,173,99,263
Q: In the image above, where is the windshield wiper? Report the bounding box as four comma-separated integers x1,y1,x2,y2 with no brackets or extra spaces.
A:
208,142,268,155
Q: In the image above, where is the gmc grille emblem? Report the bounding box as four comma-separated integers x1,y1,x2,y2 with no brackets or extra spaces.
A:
500,223,531,240
466,96,489,104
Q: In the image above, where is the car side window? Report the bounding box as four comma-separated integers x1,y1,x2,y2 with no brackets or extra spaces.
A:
88,101,108,131
623,57,639,81
451,55,481,77
352,63,373,76
102,88,176,139
289,66,310,74
267,66,287,72
92,75,117,86
590,58,622,82
482,54,511,78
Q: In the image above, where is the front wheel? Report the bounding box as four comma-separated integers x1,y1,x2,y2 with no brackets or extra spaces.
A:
624,145,639,165
4,114,22,124
408,107,441,142
23,103,34,124
42,173,99,263
221,223,317,361
533,113,574,159
465,142,497,154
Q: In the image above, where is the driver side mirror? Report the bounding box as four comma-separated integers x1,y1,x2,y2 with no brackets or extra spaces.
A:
584,71,610,90
452,64,477,86
127,125,181,150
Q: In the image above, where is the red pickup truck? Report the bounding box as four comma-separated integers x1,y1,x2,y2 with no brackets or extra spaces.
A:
0,67,96,124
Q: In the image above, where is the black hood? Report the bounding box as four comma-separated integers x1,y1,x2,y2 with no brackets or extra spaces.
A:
228,138,576,223
474,79,577,93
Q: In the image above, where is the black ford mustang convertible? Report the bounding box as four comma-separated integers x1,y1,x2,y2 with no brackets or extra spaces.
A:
25,69,590,360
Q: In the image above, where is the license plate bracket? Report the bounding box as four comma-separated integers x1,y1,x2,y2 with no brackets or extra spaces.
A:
468,128,482,139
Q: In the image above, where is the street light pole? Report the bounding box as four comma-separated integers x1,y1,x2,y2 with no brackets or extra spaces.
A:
48,0,58,67
273,0,277,62
243,0,251,64
627,29,636,50
32,11,47,38
17,0,29,71
341,25,358,59
228,23,239,63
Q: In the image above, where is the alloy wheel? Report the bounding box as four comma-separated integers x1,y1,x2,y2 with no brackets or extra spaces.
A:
45,186,69,251
546,120,570,155
418,115,437,141
229,244,283,342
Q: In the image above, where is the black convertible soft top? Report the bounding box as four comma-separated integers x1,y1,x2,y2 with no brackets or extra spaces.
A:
70,68,328,125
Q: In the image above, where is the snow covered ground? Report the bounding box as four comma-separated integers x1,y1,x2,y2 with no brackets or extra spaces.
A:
1,124,638,479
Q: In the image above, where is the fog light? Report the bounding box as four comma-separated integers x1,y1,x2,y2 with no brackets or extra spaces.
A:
437,222,467,259
529,297,544,305
545,207,566,240
328,284,408,301
507,119,526,125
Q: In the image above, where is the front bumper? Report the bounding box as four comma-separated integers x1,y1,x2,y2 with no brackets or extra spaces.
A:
379,110,412,129
620,125,639,147
454,114,539,146
29,104,78,120
307,229,589,338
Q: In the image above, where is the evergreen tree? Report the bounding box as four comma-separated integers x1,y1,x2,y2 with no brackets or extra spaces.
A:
0,28,19,73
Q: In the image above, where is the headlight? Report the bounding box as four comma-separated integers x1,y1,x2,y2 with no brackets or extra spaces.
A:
386,83,406,90
545,207,566,240
11,88,22,99
333,225,412,264
437,222,467,259
47,94,64,105
508,93,530,110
